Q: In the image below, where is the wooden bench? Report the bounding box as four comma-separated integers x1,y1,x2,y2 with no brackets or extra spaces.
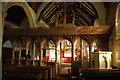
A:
81,68,120,80
44,62,58,78
3,65,54,80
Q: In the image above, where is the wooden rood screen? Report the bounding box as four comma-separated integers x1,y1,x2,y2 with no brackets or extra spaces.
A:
4,25,112,36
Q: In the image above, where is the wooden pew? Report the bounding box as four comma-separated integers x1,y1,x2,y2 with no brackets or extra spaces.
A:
81,68,120,80
44,62,57,78
2,65,53,80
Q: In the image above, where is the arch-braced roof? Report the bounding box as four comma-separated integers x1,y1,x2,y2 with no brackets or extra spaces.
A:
39,2,99,27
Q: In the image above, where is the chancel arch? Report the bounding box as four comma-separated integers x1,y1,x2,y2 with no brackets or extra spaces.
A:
41,39,56,63
60,39,72,63
5,2,36,28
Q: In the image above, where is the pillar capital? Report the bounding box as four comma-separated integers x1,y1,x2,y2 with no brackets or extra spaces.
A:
10,39,17,47
21,37,31,42
50,35,63,47
65,35,79,45
11,39,17,64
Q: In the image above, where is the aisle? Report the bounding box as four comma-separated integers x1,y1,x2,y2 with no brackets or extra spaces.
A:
60,67,71,74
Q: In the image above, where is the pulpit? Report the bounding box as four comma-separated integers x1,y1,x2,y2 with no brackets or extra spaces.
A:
92,50,112,69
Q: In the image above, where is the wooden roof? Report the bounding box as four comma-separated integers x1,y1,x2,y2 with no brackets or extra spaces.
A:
5,2,98,27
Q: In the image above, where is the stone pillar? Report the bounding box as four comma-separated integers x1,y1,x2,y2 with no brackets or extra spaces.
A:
11,40,17,64
111,37,118,68
18,43,22,64
115,2,120,68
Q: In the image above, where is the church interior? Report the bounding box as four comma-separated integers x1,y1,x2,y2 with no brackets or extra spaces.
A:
1,1,120,80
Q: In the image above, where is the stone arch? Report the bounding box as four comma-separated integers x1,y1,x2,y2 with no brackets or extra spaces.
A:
36,2,49,21
32,2,49,28
116,2,120,37
92,2,106,25
6,2,36,28
61,39,72,49
60,39,72,64
49,40,56,48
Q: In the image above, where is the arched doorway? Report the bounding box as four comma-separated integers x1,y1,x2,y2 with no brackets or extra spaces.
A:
6,2,36,27
61,39,72,64
42,40,56,64
2,40,12,64
60,39,72,74
5,5,29,28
